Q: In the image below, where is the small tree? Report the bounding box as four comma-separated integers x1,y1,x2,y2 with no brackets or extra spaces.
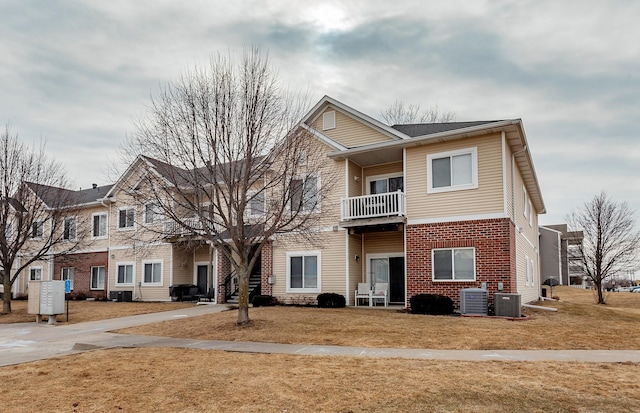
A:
380,100,455,125
123,48,334,325
1,125,83,313
567,192,640,304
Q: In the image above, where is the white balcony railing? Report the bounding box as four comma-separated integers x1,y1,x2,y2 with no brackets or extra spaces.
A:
163,217,204,237
340,191,406,221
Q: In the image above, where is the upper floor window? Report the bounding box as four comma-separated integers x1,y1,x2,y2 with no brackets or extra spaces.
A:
432,247,475,281
322,110,336,130
248,191,265,218
291,174,320,213
368,175,403,194
92,213,107,238
5,222,12,240
31,220,45,238
427,147,478,193
144,203,161,224
523,187,533,227
63,217,77,241
118,208,135,229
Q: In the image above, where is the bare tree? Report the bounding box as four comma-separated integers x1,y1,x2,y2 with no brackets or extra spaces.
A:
566,192,640,304
122,48,334,325
0,125,84,313
380,100,455,125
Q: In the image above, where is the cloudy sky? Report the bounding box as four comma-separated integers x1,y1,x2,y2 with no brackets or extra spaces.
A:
1,0,638,225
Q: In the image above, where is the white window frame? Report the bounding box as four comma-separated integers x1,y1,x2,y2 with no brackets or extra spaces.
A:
115,262,135,286
63,216,77,241
427,147,478,194
290,173,321,213
365,173,404,195
117,207,136,230
142,260,163,286
91,266,105,290
5,222,12,240
29,266,43,281
523,187,530,220
144,202,161,225
31,220,45,239
61,267,74,290
431,247,476,282
286,250,321,293
248,190,266,218
322,110,336,130
92,212,108,239
525,255,530,286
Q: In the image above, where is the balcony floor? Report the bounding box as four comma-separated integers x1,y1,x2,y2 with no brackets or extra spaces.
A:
339,215,406,229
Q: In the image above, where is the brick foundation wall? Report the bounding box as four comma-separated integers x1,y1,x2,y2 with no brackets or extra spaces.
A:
216,249,231,303
406,218,516,309
53,252,109,299
260,241,273,296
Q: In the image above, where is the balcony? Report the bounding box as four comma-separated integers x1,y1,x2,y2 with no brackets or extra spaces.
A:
340,191,406,227
164,217,204,238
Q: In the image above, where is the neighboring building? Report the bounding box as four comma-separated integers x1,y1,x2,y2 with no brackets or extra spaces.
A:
11,96,546,309
539,224,585,286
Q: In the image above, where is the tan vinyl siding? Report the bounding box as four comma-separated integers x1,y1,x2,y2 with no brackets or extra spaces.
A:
271,231,346,300
348,233,363,304
405,134,505,219
109,243,173,301
172,247,194,286
312,108,393,148
363,162,403,193
348,160,363,198
363,231,404,256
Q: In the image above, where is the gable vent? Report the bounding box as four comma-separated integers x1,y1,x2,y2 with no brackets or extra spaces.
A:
322,110,336,130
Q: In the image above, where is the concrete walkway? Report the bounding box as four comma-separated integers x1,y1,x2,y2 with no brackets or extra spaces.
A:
2,305,640,367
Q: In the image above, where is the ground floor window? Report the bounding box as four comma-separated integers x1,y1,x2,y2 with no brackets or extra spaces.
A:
286,251,321,293
143,261,162,285
116,263,134,285
29,267,42,281
61,267,74,290
432,247,475,281
91,266,105,290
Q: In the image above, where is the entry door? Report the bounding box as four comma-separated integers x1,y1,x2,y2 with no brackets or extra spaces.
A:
369,256,405,304
196,265,208,294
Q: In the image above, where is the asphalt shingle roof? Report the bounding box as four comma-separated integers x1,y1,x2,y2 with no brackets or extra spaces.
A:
392,121,502,138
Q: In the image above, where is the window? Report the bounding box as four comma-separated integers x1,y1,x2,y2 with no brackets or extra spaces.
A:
525,255,535,287
29,267,42,281
322,110,336,130
249,191,265,217
287,251,321,293
291,175,320,212
31,220,44,238
61,267,74,290
116,263,134,285
63,217,77,240
432,247,475,281
144,203,161,224
368,175,403,194
118,208,135,229
5,222,12,240
523,187,534,227
92,213,107,238
91,266,105,290
427,148,478,193
143,261,162,285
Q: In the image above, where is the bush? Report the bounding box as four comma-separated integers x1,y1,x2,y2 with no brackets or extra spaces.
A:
317,293,346,308
410,294,454,315
251,295,277,307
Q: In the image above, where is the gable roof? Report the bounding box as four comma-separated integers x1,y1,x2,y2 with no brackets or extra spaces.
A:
25,182,113,208
392,121,501,137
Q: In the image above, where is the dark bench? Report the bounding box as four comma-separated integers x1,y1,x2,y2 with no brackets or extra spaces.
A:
169,284,198,302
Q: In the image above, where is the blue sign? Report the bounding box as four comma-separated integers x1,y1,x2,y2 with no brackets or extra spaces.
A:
64,279,71,293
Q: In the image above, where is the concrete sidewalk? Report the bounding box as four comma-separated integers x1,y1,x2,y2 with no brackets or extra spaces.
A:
2,304,640,366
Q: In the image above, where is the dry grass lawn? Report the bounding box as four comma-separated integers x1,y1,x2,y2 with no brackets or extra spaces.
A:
119,287,640,350
0,299,192,324
0,348,638,412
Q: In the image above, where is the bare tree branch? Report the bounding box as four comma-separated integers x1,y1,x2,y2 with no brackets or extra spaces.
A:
380,100,455,125
566,191,640,304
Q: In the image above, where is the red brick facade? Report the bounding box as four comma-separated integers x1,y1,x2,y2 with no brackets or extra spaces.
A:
216,249,231,303
260,241,273,296
406,218,516,308
53,252,109,299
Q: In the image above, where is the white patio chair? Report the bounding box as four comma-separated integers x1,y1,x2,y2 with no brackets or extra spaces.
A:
371,282,388,307
354,282,372,306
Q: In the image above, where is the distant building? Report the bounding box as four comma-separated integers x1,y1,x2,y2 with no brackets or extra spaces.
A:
539,224,584,286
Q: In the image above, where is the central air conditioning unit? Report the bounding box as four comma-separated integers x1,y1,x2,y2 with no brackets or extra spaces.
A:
459,288,488,315
494,293,521,318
